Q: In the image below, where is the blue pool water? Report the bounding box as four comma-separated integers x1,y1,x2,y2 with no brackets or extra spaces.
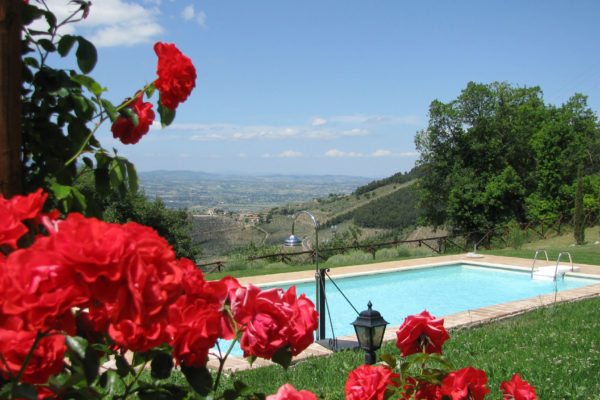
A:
215,263,598,357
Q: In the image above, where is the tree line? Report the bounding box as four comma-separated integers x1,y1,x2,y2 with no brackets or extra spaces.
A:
415,81,600,233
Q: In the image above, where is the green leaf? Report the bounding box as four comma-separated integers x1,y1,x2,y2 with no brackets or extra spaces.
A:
115,354,135,377
150,352,174,380
223,389,238,400
245,355,257,366
65,335,100,384
145,84,156,99
125,160,139,193
158,103,176,127
233,380,251,395
38,38,56,52
271,345,293,370
101,99,118,122
66,335,88,360
71,74,106,96
50,182,71,200
100,370,119,395
76,36,97,73
23,57,39,68
181,365,213,396
44,10,57,31
13,383,38,400
22,3,45,25
58,34,77,57
83,156,94,168
109,159,126,193
380,353,397,369
120,106,139,127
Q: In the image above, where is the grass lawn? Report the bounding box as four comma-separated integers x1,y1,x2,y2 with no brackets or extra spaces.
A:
196,227,600,398
215,296,600,399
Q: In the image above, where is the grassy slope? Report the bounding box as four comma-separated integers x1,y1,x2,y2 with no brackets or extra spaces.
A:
218,296,600,399
196,229,600,398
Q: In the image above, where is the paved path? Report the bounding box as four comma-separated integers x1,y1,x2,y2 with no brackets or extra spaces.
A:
207,254,600,371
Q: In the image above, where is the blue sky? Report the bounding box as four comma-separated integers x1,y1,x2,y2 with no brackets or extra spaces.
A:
45,0,600,178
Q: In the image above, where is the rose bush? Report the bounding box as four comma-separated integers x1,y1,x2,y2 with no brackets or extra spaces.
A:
0,189,318,399
7,2,539,399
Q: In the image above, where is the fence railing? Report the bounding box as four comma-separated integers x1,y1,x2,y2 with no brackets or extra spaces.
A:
197,209,598,274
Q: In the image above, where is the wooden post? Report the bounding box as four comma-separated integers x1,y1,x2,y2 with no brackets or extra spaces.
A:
0,0,22,197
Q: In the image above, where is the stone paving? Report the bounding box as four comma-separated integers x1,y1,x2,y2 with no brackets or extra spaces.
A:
206,254,600,372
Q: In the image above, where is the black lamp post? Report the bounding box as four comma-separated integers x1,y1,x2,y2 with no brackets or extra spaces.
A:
351,301,388,365
284,211,326,341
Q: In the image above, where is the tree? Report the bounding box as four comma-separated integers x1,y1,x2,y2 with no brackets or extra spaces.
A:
574,164,585,245
76,169,202,260
415,82,600,232
527,94,600,220
415,82,547,231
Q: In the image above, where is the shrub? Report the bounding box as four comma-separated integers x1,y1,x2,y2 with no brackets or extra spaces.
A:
324,250,373,267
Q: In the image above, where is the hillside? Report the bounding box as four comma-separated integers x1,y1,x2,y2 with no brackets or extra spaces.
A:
139,170,371,212
190,167,424,259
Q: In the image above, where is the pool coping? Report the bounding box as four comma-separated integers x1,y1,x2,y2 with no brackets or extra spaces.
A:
206,254,600,372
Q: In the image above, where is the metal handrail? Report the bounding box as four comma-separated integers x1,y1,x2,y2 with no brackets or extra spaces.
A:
553,251,573,281
530,249,549,278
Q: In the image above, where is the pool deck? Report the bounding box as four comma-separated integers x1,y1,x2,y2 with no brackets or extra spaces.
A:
206,254,600,372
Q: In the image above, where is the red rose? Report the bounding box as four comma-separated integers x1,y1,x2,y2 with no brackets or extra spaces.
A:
415,381,442,400
168,295,224,367
236,286,292,358
7,188,47,221
0,328,66,384
500,373,537,400
0,200,28,249
345,364,398,400
111,92,155,144
40,214,184,352
439,367,490,400
154,42,196,110
284,287,318,356
395,310,450,356
230,284,317,359
0,189,47,249
1,246,87,333
266,384,318,400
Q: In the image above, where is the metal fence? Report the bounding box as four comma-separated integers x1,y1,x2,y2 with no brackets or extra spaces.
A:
197,209,599,274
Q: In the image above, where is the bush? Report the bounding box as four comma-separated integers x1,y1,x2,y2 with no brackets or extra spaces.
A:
507,223,527,250
375,247,399,260
324,250,373,267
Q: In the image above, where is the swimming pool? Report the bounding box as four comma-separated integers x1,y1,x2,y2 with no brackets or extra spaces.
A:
217,262,599,357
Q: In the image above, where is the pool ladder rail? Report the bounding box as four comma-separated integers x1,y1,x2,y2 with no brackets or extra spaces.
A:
530,250,579,281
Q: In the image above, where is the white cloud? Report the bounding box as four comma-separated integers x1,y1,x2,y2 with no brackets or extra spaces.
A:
279,150,302,158
372,149,391,157
177,123,371,141
182,5,195,20
330,114,421,126
179,153,192,158
324,149,363,158
262,150,303,158
35,0,164,47
182,4,207,28
342,128,370,136
312,118,327,126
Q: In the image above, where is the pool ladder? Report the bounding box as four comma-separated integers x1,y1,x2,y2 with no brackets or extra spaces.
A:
530,250,574,281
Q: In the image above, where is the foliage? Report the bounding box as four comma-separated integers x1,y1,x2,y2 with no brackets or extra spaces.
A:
506,222,528,250
415,81,600,233
324,250,374,266
354,166,423,196
574,165,585,245
72,168,202,259
19,1,184,216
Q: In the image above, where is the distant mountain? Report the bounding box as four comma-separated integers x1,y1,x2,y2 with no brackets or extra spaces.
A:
138,170,372,212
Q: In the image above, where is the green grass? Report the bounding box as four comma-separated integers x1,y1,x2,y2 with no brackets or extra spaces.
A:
205,226,600,280
214,296,600,399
